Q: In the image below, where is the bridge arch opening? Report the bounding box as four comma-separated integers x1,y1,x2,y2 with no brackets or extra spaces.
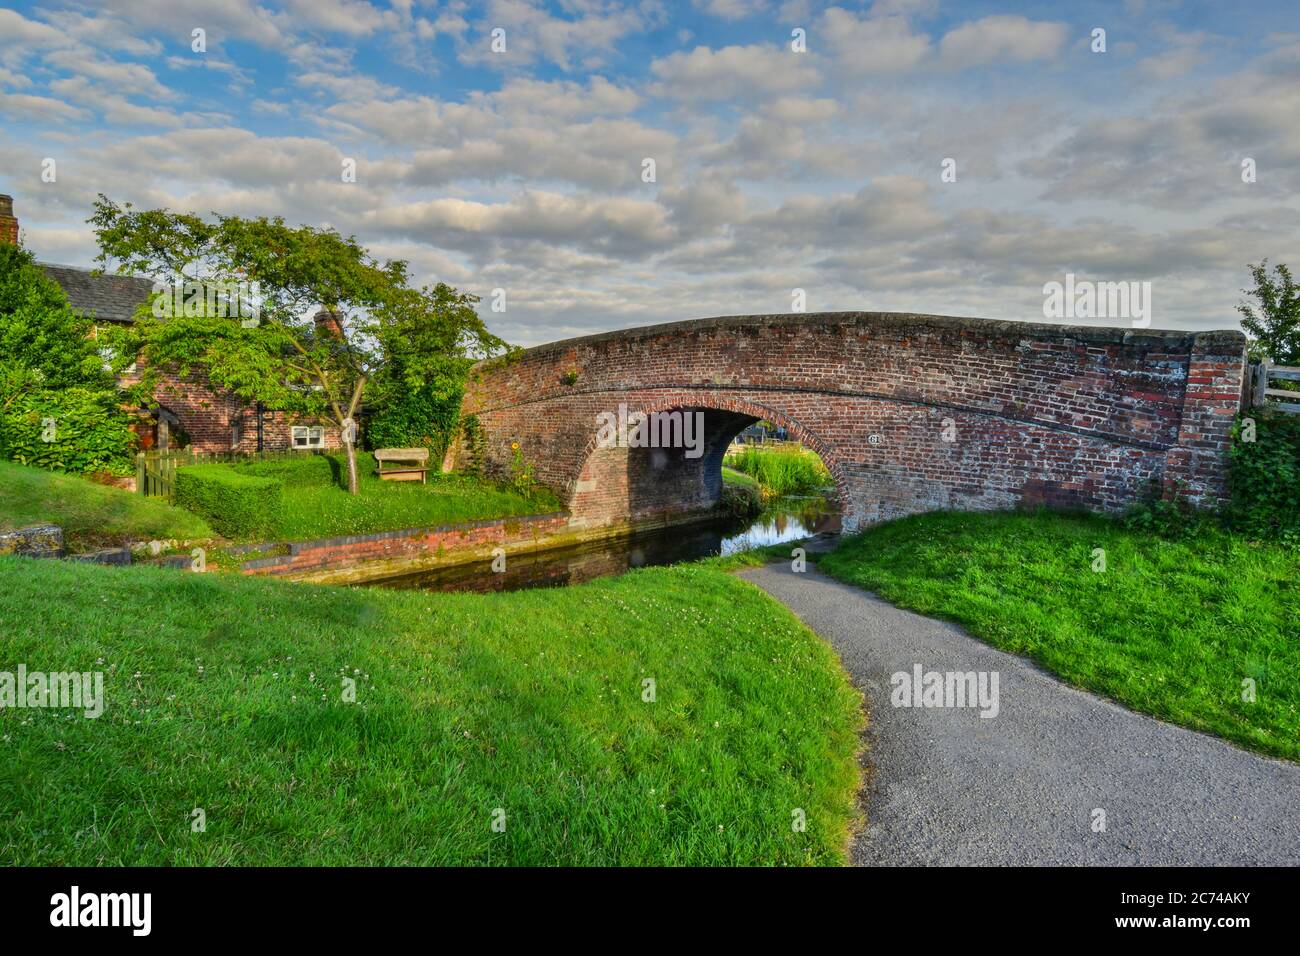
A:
567,397,846,530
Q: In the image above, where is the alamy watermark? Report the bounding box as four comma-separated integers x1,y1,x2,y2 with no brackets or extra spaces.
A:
151,278,262,326
0,665,104,718
890,664,999,718
1043,273,1151,328
595,404,705,459
50,886,150,936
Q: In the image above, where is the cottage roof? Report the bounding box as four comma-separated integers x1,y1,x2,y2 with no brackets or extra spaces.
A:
39,263,154,325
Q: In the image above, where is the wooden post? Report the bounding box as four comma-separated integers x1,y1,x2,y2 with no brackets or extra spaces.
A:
1253,359,1272,408
136,453,145,496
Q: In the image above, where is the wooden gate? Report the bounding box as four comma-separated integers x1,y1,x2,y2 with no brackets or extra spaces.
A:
1250,360,1300,414
136,449,190,500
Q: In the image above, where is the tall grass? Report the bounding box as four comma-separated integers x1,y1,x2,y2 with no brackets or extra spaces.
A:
724,445,832,497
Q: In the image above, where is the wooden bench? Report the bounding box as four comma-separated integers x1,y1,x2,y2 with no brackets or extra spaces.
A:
374,447,430,483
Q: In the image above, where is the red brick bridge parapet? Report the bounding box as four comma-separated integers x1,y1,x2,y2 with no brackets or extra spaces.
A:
454,312,1247,533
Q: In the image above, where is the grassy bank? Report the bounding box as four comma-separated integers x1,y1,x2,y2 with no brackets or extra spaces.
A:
0,557,862,865
0,460,211,550
724,445,831,497
721,465,759,489
818,510,1300,762
212,452,560,542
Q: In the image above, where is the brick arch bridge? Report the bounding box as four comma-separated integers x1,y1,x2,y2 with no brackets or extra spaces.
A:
454,313,1246,533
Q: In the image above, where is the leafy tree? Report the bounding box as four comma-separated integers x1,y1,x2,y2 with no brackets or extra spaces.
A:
1238,260,1300,365
0,244,132,473
365,372,466,462
90,195,506,493
0,243,111,390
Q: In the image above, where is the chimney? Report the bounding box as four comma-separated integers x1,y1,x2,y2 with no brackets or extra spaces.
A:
314,307,344,340
0,195,17,246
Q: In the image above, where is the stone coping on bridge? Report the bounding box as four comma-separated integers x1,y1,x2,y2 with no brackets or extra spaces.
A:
481,311,1246,366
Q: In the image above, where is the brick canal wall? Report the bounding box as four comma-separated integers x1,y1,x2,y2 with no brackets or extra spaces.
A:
457,312,1247,532
239,513,570,579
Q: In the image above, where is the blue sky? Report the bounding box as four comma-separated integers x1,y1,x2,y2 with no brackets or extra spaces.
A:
1,0,1297,344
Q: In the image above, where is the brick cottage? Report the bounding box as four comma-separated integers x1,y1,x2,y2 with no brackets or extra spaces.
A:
1,194,339,454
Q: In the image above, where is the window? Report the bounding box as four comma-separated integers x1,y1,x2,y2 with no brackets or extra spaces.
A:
292,426,325,449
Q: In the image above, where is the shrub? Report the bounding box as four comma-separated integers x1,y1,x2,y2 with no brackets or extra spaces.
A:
718,482,763,520
458,415,486,477
174,465,282,540
365,380,463,463
1229,411,1300,546
1121,495,1211,539
235,454,337,488
0,387,134,475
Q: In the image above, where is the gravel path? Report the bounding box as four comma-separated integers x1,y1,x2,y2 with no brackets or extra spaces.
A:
739,563,1300,866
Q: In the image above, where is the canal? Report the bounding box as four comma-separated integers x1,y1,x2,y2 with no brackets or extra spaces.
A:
369,493,840,593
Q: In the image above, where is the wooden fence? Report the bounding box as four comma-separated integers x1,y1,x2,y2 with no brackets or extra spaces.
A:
1249,360,1300,414
137,448,323,500
136,450,186,499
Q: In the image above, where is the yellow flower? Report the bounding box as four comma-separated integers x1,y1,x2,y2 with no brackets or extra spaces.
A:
511,441,520,450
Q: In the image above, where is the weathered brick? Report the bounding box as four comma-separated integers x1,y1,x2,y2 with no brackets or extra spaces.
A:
457,313,1247,531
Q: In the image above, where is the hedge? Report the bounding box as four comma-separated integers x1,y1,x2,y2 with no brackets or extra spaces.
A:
235,454,337,488
0,387,134,475
174,465,283,540
1230,411,1300,546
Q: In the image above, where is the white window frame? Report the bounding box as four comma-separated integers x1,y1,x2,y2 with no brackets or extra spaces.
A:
292,425,325,449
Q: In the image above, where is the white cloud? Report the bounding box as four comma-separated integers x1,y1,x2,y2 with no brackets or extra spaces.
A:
34,11,164,57
0,66,32,89
819,8,932,74
44,50,176,101
693,0,771,20
282,0,394,35
0,91,86,122
365,190,676,259
650,44,821,100
0,9,66,50
938,15,1069,69
94,0,284,48
456,0,650,71
48,77,185,127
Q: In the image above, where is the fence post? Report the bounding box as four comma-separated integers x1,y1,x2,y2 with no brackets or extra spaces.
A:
136,453,145,496
1254,359,1272,408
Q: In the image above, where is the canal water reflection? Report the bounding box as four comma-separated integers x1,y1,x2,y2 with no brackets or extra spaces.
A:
368,494,839,593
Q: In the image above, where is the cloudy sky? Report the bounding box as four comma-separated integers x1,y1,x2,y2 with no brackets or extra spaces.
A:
1,0,1297,346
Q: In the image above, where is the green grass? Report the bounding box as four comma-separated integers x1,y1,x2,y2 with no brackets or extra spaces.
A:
818,510,1300,762
215,452,561,542
724,445,832,497
0,460,212,550
721,465,759,489
0,557,863,865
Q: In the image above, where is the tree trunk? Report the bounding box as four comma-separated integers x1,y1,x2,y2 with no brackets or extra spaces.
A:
344,435,359,494
335,375,366,495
